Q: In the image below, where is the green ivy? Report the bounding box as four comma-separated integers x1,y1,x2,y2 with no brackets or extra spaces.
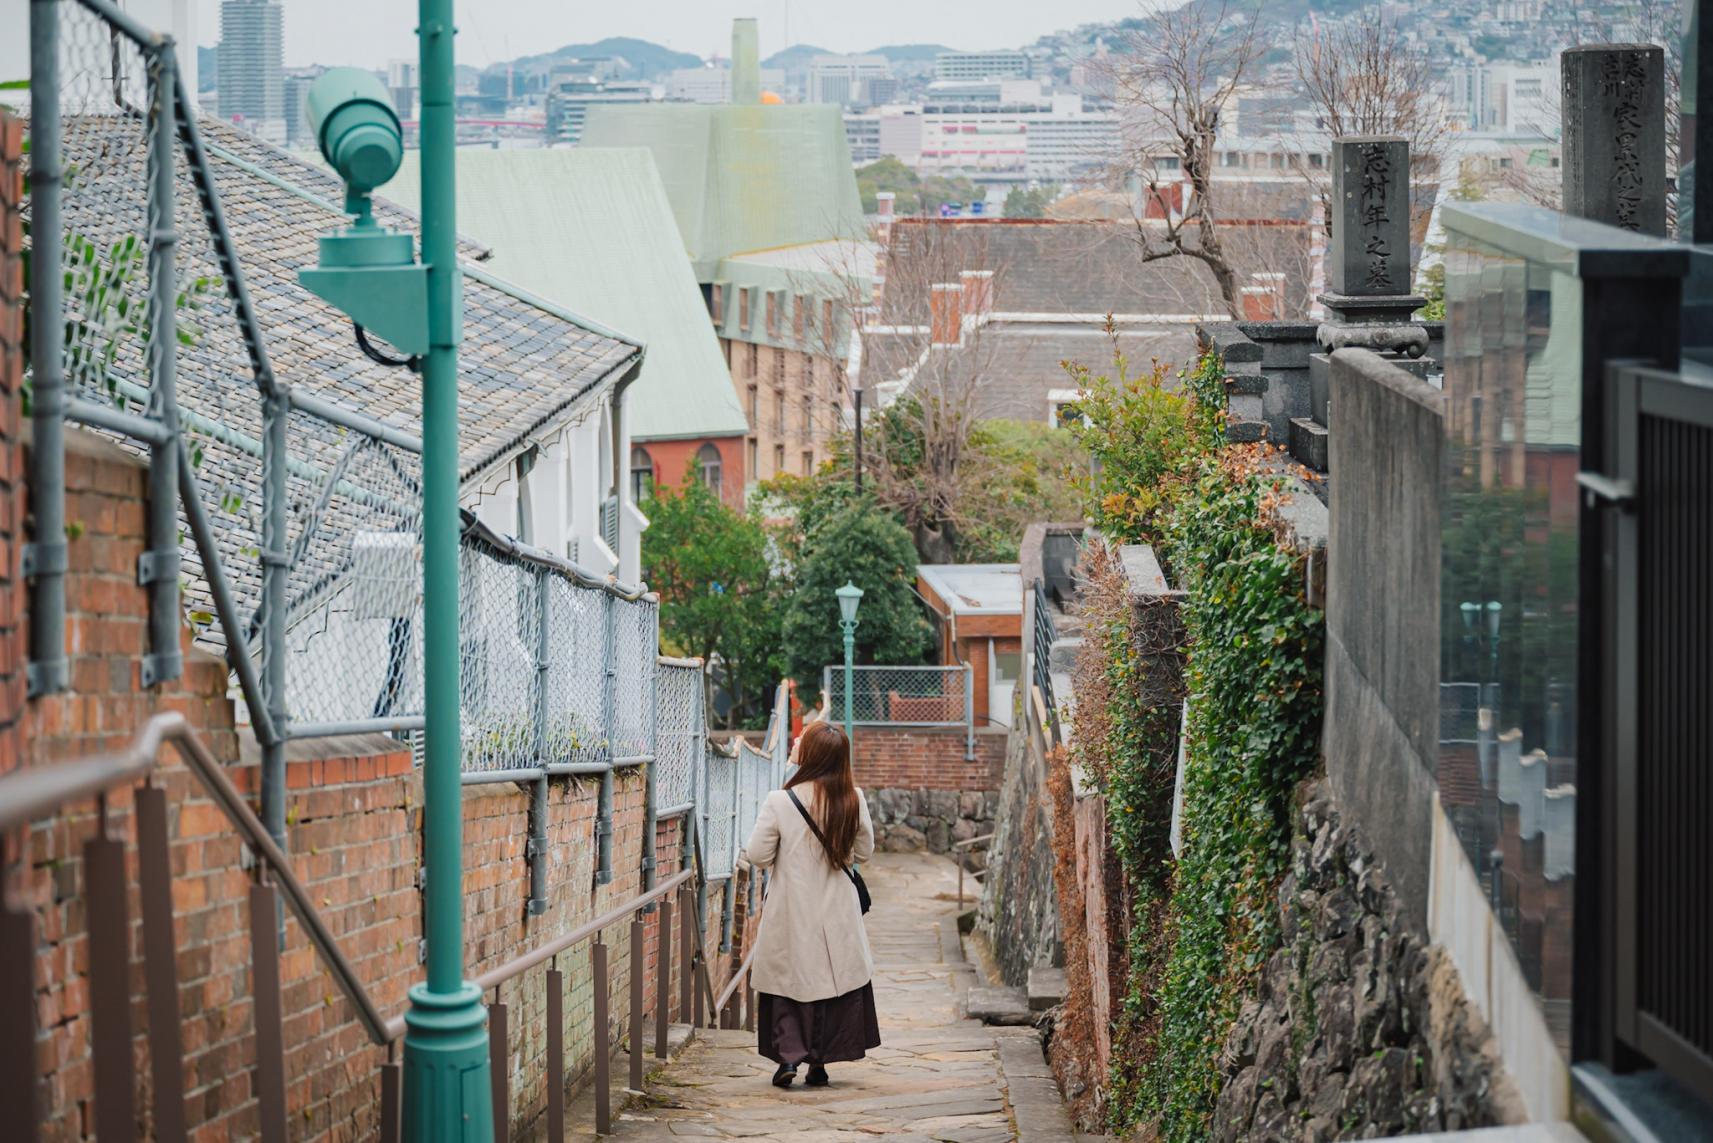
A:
1137,468,1325,1140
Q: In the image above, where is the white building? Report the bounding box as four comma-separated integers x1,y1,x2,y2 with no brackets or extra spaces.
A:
666,64,786,104
808,54,891,108
935,50,1031,82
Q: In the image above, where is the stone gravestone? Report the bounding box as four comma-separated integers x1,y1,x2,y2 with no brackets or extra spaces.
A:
1294,136,1433,473
1562,45,1666,237
1317,135,1428,358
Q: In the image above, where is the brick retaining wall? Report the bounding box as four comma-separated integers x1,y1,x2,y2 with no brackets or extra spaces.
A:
9,419,726,1138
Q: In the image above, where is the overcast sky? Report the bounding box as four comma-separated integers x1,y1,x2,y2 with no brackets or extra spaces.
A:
194,0,1146,69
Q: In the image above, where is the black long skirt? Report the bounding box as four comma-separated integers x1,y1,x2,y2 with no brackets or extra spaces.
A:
756,983,882,1067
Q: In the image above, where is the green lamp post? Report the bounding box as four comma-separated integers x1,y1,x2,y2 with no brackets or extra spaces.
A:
836,582,863,743
298,9,492,1139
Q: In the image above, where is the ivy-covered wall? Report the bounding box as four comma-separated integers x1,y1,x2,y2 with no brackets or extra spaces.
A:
1043,347,1515,1142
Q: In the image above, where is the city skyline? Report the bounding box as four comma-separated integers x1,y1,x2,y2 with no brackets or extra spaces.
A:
194,0,1155,70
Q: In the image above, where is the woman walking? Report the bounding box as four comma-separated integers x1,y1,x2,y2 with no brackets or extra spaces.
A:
740,720,880,1088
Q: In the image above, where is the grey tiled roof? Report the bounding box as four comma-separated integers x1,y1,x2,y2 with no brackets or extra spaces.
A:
51,116,641,661
882,218,1311,322
196,123,642,478
872,323,1198,425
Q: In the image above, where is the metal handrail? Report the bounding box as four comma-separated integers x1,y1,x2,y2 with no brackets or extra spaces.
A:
453,868,695,1013
0,712,392,1044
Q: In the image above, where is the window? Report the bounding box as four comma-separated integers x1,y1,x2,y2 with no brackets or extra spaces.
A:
1222,151,1242,167
801,450,813,476
747,342,759,378
773,350,786,388
794,295,807,342
1270,152,1286,169
1155,155,1181,171
773,443,785,474
1048,388,1087,428
1309,153,1325,169
629,445,654,503
514,446,538,543
765,291,778,338
747,438,758,478
739,288,751,331
696,443,723,492
710,283,724,324
802,394,813,438
773,390,785,435
822,299,834,336
747,384,758,426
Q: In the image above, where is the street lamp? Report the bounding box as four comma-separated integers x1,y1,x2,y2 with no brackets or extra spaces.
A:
300,17,491,1140
836,582,863,743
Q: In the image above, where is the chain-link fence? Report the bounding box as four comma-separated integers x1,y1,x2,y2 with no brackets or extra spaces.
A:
654,661,704,815
823,664,973,727
24,0,784,880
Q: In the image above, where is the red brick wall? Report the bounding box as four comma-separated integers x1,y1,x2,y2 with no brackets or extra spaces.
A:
12,423,739,1138
0,110,23,780
852,725,1005,792
638,435,746,509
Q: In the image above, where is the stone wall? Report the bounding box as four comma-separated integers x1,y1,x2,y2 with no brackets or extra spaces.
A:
976,712,1061,986
1211,783,1522,1142
866,787,998,854
1324,348,1444,921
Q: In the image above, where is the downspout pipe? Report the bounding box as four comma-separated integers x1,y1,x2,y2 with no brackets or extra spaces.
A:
25,0,68,697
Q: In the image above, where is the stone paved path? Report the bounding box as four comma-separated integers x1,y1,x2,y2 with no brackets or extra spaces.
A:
608,853,1043,1143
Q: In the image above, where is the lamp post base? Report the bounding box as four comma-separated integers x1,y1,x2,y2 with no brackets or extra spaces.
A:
402,981,493,1142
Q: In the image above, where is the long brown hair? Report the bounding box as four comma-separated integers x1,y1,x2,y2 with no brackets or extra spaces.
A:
784,721,860,868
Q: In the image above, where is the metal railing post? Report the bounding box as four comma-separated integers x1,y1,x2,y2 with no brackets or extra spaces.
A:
261,390,289,847
24,0,68,697
597,594,616,884
642,617,659,893
965,663,976,760
527,566,550,915
141,41,183,689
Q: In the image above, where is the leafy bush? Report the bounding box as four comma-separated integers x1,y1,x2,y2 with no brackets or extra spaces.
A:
781,501,932,691
1067,346,1220,546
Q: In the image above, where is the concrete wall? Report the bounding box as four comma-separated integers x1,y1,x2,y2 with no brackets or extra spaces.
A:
1201,320,1446,447
1324,348,1444,922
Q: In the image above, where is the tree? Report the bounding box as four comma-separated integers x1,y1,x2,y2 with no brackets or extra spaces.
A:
641,469,782,728
856,156,980,216
1293,8,1448,245
1106,0,1267,316
1003,185,1057,218
782,503,932,691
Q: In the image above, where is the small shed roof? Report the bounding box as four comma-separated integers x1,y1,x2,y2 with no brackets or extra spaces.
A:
918,564,1024,615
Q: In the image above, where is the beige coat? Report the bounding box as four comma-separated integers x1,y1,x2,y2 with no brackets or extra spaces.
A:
740,783,875,1002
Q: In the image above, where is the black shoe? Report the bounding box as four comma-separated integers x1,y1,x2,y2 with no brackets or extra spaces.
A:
772,1063,797,1088
805,1064,829,1087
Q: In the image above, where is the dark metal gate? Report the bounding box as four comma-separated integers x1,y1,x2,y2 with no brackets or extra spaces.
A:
1600,363,1713,1100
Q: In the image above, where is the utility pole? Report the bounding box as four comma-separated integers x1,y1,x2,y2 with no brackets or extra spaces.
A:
298,3,490,1136
853,384,864,492
407,0,493,1136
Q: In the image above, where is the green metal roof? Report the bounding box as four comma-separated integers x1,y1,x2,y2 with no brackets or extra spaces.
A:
578,104,870,280
387,147,749,442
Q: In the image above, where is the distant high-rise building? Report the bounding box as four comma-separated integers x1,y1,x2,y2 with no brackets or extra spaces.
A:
934,50,1030,83
282,66,327,149
546,72,657,145
217,0,285,143
808,55,892,108
387,59,419,123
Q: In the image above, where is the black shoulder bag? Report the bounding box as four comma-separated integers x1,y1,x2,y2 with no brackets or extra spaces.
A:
787,789,872,915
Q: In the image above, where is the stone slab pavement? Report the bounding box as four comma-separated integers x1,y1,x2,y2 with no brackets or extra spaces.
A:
595,852,1081,1143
